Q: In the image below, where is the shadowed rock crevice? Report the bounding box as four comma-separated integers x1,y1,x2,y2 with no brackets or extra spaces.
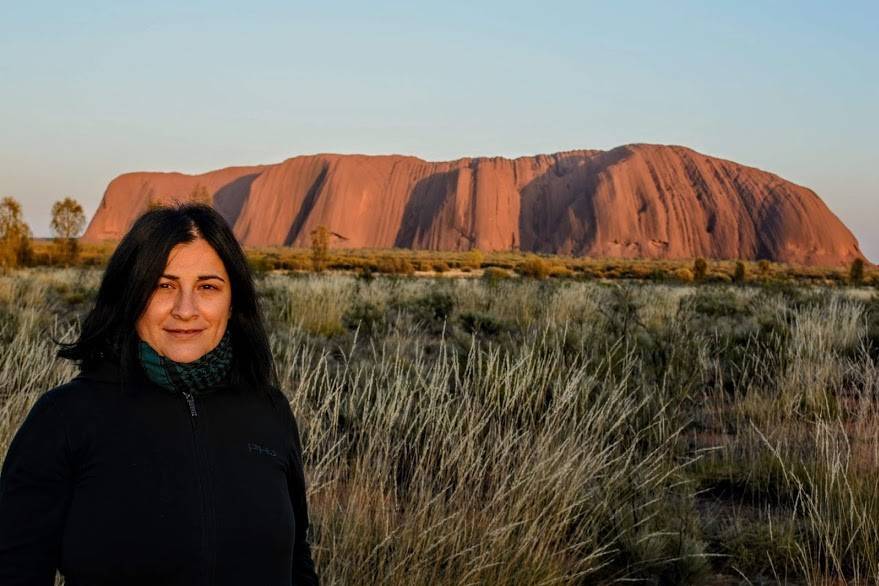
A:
394,169,459,248
284,164,329,246
214,173,261,227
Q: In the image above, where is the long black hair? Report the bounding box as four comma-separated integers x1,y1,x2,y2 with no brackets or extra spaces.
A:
58,203,277,392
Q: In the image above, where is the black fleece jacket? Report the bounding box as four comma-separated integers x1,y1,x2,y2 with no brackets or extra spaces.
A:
0,359,319,585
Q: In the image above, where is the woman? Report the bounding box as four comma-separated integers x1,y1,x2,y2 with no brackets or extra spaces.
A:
0,204,319,585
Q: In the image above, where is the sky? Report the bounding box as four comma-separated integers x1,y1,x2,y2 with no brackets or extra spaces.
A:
1,1,877,261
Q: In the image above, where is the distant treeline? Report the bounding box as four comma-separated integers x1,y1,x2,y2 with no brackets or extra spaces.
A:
1,196,874,286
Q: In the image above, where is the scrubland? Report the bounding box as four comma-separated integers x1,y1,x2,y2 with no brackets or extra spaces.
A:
1,267,879,584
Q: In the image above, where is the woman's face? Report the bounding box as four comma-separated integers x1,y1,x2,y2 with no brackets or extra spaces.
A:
136,237,232,363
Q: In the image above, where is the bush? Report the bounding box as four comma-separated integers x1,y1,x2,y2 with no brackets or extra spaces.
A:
409,291,455,325
432,261,450,273
248,255,275,274
706,272,733,284
675,268,694,283
280,256,311,271
376,257,415,275
693,257,708,281
459,311,507,337
356,266,376,282
464,248,484,269
682,288,745,318
734,261,747,284
646,268,669,281
850,258,865,285
482,267,511,283
516,255,551,279
342,301,386,336
549,266,574,279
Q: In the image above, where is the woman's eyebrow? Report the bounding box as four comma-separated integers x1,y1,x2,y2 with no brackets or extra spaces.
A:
161,274,226,282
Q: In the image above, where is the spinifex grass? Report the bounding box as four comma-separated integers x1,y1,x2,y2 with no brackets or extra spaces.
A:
0,268,877,585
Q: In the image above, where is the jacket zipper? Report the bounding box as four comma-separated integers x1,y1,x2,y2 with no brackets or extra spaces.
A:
183,391,198,417
181,391,215,585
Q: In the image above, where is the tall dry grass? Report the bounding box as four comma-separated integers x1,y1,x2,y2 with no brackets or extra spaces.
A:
0,268,877,584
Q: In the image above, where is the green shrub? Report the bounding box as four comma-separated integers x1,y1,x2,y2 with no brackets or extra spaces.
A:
647,268,669,281
342,301,386,336
459,311,507,336
280,256,311,271
850,258,865,285
248,255,275,274
409,291,455,325
734,261,747,284
682,288,745,318
356,266,375,282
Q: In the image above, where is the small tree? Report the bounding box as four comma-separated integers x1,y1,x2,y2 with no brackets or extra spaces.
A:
310,225,331,272
188,184,212,206
849,258,865,285
757,259,772,278
51,197,86,265
693,257,708,282
0,197,33,270
733,261,747,284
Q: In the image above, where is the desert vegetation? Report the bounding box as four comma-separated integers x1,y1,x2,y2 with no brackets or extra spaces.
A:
20,238,878,290
1,267,879,584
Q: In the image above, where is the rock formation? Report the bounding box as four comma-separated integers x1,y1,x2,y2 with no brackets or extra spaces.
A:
83,144,867,266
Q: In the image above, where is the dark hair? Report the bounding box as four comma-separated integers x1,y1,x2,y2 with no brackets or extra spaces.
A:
58,203,277,392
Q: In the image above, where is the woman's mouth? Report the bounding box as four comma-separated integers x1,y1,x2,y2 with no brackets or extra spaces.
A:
164,328,205,339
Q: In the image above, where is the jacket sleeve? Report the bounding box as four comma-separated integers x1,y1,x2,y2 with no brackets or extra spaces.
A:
0,390,73,585
287,408,319,585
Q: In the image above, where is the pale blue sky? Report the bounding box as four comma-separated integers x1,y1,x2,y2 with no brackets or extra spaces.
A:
2,1,876,260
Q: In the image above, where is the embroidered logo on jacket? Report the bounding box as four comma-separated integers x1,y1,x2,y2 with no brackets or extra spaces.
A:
247,442,278,457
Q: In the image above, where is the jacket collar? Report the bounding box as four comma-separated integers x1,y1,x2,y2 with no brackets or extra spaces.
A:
76,357,237,397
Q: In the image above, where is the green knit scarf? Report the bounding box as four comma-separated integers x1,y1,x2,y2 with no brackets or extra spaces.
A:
138,329,233,394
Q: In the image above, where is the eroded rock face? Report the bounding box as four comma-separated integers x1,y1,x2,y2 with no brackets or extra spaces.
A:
83,144,867,266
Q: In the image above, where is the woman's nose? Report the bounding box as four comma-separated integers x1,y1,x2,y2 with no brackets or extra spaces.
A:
171,289,198,319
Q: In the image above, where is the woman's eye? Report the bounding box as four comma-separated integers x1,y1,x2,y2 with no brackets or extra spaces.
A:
158,282,172,289
201,284,217,290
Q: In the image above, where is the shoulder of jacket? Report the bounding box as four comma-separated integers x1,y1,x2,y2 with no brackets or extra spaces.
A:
33,376,116,418
16,381,84,435
264,385,304,439
40,378,92,405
